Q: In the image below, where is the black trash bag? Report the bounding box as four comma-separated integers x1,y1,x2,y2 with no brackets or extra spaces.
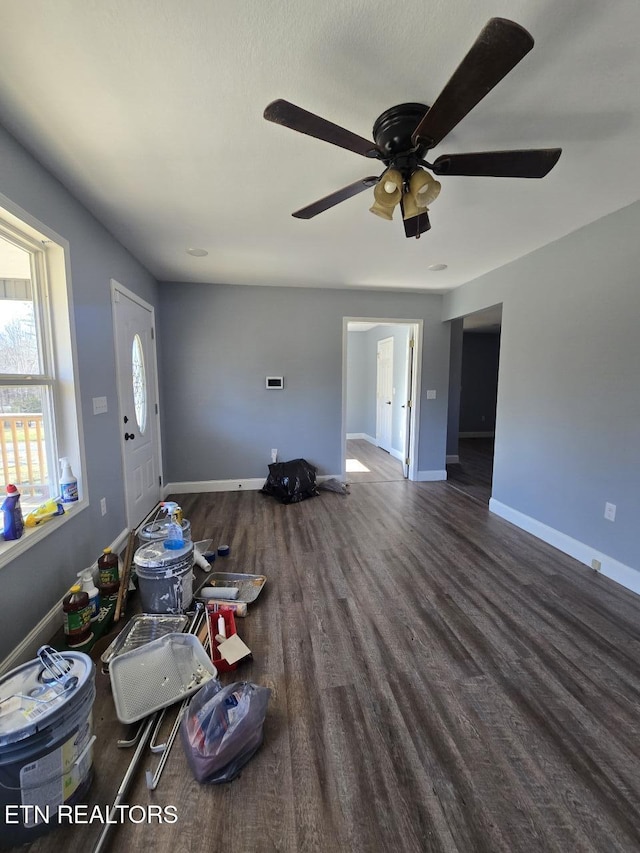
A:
261,458,320,504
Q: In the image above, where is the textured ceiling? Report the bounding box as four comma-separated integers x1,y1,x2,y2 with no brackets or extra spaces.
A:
0,0,639,293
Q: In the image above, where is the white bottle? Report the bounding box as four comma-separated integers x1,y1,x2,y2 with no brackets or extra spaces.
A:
78,568,100,621
59,457,78,503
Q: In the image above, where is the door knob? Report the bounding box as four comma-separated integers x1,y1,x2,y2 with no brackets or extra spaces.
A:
386,401,391,405
123,415,129,424
124,432,135,441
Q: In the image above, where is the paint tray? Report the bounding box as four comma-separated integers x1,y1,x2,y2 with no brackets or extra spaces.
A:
109,633,218,724
101,614,189,672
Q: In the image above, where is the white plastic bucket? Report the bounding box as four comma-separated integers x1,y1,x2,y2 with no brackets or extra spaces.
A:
0,648,96,847
134,540,194,613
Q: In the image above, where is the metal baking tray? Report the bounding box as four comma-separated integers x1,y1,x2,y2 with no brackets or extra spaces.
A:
101,614,189,671
109,633,218,724
197,572,266,604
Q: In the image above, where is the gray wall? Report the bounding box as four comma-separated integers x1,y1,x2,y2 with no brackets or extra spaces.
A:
0,122,158,661
158,286,450,481
443,201,640,570
459,332,500,433
346,331,372,435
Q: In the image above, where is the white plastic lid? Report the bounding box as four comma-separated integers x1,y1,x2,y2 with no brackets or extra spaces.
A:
0,651,93,746
134,538,194,568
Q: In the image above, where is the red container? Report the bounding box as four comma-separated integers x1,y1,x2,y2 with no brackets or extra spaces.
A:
206,605,238,672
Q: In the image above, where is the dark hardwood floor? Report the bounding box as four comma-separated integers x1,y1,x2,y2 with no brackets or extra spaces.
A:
446,437,495,504
22,480,640,853
346,438,404,483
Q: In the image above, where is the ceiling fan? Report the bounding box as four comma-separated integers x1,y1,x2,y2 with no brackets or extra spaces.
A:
263,17,561,239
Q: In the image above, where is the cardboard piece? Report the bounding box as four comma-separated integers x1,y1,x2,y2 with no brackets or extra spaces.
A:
216,633,252,665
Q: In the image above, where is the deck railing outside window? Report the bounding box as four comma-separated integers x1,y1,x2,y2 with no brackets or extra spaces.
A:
0,413,49,501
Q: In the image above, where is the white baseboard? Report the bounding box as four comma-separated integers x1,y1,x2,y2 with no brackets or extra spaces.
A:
390,447,404,463
459,431,495,438
416,470,447,482
347,433,377,445
0,526,130,676
446,454,460,464
164,473,344,498
164,478,266,496
489,499,640,595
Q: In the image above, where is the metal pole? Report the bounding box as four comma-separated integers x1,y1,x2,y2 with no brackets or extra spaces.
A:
92,711,159,853
91,603,205,853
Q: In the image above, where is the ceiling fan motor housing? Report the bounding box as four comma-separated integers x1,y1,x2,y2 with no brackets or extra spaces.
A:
373,103,431,178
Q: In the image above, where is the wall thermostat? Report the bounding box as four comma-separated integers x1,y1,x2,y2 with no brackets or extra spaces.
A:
266,376,284,390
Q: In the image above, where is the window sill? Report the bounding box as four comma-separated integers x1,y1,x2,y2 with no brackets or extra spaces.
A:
0,499,88,571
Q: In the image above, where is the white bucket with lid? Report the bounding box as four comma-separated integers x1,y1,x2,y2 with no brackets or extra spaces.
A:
134,539,194,613
0,646,96,847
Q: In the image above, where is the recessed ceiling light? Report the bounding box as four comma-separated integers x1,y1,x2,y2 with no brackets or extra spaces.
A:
186,247,208,257
428,263,447,271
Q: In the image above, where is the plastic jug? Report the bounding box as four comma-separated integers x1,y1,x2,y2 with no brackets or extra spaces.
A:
2,485,24,541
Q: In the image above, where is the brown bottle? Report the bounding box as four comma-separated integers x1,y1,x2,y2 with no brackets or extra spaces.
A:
98,547,120,594
63,584,92,647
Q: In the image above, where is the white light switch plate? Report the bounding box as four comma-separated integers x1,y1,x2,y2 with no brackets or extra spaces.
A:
93,396,108,415
426,389,437,399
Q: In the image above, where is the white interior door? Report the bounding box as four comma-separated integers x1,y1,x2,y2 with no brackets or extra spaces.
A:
376,336,393,452
112,281,162,528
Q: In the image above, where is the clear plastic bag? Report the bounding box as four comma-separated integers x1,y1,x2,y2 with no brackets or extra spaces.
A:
180,679,271,783
260,458,319,504
318,477,349,495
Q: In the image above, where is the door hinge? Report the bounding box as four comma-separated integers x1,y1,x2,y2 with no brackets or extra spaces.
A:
155,403,158,414
405,457,410,466
158,475,162,487
407,399,412,408
151,327,155,340
409,338,415,349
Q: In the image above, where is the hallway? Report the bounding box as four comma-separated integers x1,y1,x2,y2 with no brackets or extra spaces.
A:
446,437,494,504
345,438,404,484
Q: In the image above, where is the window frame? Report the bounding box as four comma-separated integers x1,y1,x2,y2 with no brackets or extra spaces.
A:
0,222,59,501
0,194,87,568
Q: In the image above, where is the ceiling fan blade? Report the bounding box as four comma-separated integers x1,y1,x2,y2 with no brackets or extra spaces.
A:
264,99,380,159
292,176,379,219
412,18,534,150
400,202,431,238
431,148,561,178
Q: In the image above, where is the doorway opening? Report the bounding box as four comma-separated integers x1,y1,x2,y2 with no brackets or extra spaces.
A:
343,318,422,484
446,305,501,503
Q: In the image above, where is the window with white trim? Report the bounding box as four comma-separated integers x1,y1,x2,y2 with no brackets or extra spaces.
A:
0,202,83,557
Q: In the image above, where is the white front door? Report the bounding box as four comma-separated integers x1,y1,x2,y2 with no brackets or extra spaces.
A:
112,281,162,528
376,336,393,453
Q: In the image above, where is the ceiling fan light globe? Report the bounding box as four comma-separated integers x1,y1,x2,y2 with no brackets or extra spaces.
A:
417,181,441,206
374,168,403,206
369,200,395,220
402,192,427,220
410,169,441,207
